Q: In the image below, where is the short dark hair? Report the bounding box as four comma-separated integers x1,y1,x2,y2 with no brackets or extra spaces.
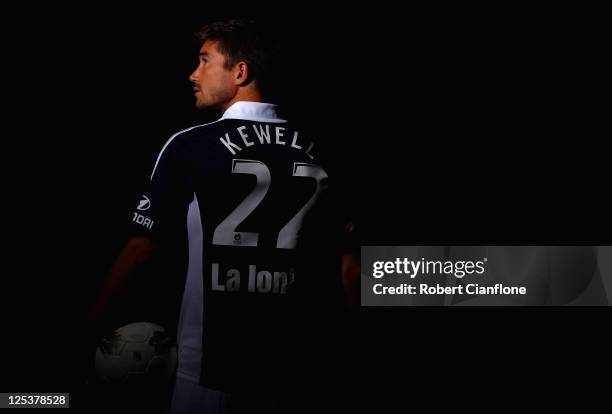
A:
197,19,280,98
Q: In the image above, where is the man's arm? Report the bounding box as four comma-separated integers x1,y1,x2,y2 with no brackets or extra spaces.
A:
88,236,156,326
341,253,361,307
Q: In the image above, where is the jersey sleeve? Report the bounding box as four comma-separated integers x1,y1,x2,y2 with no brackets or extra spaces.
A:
128,136,192,241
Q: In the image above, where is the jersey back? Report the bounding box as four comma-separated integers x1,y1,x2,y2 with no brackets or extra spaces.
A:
131,112,346,390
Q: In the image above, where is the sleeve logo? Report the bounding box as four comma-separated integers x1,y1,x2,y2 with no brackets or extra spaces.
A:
137,195,151,211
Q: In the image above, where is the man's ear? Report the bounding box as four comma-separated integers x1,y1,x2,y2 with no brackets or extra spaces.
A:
233,61,250,86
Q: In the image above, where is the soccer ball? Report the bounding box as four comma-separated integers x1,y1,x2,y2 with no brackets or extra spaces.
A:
94,322,177,389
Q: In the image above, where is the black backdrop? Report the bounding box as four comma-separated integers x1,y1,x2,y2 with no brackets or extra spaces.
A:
3,3,609,409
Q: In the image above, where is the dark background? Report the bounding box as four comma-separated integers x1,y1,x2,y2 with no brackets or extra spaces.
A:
3,3,609,409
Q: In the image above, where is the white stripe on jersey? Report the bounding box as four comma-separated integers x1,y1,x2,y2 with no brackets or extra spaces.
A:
176,193,205,382
150,120,223,180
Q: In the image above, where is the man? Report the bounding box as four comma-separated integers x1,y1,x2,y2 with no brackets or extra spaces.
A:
90,19,359,413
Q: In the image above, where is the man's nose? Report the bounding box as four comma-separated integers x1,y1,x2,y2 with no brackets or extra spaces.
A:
189,70,199,83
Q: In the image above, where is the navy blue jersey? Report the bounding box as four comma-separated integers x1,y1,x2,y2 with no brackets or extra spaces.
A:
129,102,348,390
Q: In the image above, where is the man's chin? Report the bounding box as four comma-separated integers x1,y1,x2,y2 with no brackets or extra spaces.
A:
195,99,216,110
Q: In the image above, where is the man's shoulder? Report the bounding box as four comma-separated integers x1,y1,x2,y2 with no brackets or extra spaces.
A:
158,119,233,154
169,119,226,142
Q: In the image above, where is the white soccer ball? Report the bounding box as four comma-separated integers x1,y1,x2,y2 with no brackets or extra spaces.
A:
95,322,177,388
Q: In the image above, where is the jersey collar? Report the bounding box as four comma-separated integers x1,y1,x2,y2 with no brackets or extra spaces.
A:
221,101,287,123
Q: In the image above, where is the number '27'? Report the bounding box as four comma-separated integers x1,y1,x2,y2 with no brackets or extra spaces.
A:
212,159,328,249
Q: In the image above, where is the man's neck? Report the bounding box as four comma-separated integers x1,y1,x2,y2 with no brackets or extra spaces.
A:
220,89,264,112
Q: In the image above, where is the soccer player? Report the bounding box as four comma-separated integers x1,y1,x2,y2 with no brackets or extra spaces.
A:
89,19,359,413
